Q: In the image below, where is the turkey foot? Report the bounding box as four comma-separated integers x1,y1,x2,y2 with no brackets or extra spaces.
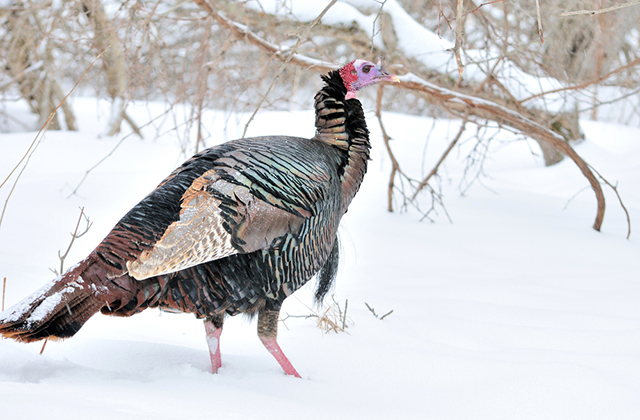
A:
204,315,224,374
258,309,301,378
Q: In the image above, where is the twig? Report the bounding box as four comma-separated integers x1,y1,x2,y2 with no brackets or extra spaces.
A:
365,302,377,317
454,0,465,77
54,207,92,275
234,0,338,138
462,0,505,17
2,277,6,312
40,339,48,355
123,112,143,139
560,0,640,16
371,0,388,53
376,85,402,212
520,57,640,104
0,51,106,229
446,0,506,22
411,118,468,201
342,298,348,330
380,309,394,320
563,186,591,210
68,107,174,197
193,1,338,73
365,302,393,320
398,72,605,231
535,0,544,44
588,165,632,239
283,295,352,333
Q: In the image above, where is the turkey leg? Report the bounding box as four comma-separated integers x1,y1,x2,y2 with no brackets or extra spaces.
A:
204,314,224,373
257,309,301,378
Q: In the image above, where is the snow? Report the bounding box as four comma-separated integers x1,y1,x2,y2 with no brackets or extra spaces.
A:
0,96,639,419
246,0,385,48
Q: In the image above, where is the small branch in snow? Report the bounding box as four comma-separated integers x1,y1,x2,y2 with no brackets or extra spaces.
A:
365,302,393,320
51,207,92,276
588,165,632,239
282,295,351,334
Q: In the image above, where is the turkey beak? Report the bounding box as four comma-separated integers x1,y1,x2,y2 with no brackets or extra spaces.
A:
375,60,400,83
375,69,400,84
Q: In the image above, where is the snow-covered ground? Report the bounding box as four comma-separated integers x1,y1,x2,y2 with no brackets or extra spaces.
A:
0,97,639,419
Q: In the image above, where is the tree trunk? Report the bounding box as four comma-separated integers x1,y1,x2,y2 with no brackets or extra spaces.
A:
83,0,128,136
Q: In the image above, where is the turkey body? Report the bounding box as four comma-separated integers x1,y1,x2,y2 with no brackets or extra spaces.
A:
0,61,397,377
106,134,347,319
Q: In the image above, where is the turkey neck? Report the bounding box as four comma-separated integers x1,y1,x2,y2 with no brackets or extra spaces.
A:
312,69,371,209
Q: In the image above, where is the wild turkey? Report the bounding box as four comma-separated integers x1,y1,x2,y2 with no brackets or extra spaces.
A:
0,59,398,377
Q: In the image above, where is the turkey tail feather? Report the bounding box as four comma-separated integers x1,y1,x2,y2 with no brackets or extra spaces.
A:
0,258,107,343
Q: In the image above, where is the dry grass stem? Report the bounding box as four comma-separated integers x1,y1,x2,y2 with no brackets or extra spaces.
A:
283,295,352,334
2,277,6,312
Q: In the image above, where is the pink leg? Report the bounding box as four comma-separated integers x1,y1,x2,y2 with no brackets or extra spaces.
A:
260,336,301,378
204,317,223,374
258,309,301,378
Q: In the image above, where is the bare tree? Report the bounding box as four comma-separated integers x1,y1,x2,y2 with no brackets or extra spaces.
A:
0,0,636,234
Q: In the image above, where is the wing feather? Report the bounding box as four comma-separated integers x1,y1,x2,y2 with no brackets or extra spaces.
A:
126,169,306,280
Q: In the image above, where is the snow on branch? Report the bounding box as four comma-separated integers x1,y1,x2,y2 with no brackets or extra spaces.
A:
194,0,339,72
196,0,606,231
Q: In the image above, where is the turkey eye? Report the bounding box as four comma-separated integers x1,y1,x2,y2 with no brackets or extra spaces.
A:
362,65,371,73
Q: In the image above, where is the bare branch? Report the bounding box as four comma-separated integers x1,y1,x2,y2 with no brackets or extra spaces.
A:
560,0,640,16
68,107,176,197
588,165,632,239
535,0,544,43
454,0,465,77
192,0,338,72
54,207,92,275
376,85,403,212
463,0,505,17
411,118,467,201
0,51,106,230
365,302,393,320
397,72,605,230
520,57,640,104
238,0,339,137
